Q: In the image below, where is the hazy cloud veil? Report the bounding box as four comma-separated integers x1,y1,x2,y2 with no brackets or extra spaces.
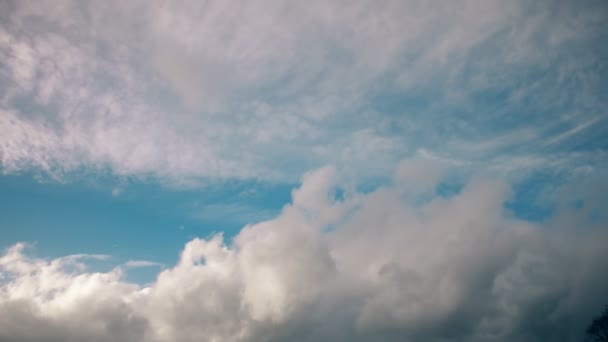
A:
1,0,606,183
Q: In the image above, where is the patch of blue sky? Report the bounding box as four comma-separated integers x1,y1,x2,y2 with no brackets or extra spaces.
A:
0,172,292,269
504,172,556,222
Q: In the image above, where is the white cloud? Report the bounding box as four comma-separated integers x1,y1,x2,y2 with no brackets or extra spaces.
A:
1,164,607,341
544,117,603,146
0,244,146,342
124,260,164,269
0,0,605,185
394,157,445,191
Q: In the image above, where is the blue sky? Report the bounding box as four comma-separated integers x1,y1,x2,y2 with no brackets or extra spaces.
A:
0,1,607,341
0,171,293,282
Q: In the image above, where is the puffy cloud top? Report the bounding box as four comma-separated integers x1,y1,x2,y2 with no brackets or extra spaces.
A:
1,166,607,341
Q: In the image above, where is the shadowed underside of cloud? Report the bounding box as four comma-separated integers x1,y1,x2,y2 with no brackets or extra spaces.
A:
0,0,606,184
1,165,607,342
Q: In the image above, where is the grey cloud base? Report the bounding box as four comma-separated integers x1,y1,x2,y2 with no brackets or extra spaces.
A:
1,166,607,342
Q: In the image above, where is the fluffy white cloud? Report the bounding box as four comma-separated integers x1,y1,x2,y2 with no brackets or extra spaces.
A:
1,164,607,341
0,0,605,184
0,244,147,342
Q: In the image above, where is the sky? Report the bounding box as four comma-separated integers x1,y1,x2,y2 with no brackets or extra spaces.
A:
0,0,607,341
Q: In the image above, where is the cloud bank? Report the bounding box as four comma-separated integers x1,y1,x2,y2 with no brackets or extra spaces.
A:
1,165,607,342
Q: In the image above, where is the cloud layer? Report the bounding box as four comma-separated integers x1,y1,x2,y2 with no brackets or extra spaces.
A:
1,0,606,184
1,165,607,342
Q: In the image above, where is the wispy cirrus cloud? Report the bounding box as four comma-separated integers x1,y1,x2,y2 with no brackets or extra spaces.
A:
124,260,164,269
0,0,605,186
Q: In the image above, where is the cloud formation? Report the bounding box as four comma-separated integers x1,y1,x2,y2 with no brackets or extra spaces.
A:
1,165,606,342
0,0,606,184
1,2,606,340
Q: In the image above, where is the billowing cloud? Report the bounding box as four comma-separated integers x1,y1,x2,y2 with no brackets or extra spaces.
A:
0,0,606,184
1,165,606,341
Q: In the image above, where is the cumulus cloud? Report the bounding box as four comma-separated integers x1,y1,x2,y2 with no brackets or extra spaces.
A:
1,164,607,342
0,0,606,184
0,244,147,342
